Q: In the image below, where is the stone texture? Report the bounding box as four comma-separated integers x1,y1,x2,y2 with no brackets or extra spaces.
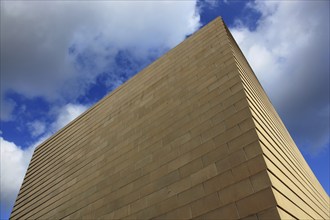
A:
10,17,329,220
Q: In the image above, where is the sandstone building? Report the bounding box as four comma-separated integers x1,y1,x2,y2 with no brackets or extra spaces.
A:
11,17,329,219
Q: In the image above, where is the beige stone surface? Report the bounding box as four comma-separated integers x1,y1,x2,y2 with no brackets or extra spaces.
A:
10,17,329,219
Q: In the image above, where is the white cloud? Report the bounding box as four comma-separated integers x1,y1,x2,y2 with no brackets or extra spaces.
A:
0,1,200,120
0,103,87,219
51,104,88,132
0,97,16,122
0,138,33,218
203,0,220,8
27,120,46,137
1,2,200,216
231,1,329,153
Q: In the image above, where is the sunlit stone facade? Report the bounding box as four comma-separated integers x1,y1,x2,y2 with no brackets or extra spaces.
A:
11,17,329,219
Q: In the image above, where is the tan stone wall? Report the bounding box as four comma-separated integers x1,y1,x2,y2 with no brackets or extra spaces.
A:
226,25,330,219
10,17,329,219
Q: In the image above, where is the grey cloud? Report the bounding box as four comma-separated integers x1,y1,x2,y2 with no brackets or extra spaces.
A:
1,1,200,120
231,1,329,154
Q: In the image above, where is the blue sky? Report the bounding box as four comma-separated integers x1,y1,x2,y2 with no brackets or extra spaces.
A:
1,1,329,219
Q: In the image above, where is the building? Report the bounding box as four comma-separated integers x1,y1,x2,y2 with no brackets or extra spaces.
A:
10,17,329,219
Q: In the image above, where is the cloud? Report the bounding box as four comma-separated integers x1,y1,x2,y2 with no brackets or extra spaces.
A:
26,103,84,139
27,120,46,137
1,2,200,216
51,104,88,132
0,103,87,219
1,1,200,120
231,1,329,153
203,0,220,8
0,97,16,122
0,138,33,219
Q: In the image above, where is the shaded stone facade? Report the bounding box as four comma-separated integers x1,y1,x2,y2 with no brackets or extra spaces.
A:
11,17,329,219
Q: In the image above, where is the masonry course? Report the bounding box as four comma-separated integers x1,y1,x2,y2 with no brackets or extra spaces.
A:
11,17,329,219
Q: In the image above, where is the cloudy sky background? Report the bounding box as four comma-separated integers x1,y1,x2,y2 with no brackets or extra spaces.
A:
1,0,329,218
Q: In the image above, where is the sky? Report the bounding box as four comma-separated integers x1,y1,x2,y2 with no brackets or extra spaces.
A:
0,0,329,219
